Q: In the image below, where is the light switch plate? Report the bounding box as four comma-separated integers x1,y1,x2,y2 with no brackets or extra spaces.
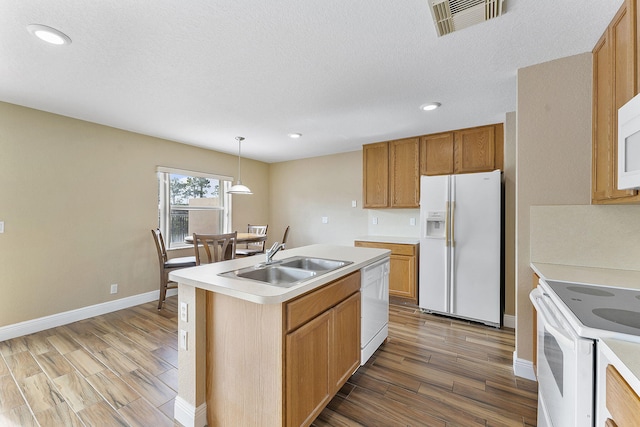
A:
321,216,328,224
351,200,357,208
0,221,4,233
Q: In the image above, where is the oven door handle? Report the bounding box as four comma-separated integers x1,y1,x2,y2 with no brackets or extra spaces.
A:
529,288,575,350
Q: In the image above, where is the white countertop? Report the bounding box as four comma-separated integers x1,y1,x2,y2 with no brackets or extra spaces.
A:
354,235,420,245
169,244,390,304
530,262,640,291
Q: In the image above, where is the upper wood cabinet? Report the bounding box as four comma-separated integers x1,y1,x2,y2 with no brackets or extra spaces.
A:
363,142,389,208
389,138,420,208
454,125,498,173
363,123,503,209
363,137,419,208
592,0,640,204
420,132,454,175
420,124,504,176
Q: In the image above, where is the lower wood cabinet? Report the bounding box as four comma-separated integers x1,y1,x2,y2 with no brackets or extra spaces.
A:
205,270,361,427
286,309,332,427
354,240,418,303
285,291,360,427
605,364,640,426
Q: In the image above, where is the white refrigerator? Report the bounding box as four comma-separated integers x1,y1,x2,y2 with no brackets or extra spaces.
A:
418,170,501,326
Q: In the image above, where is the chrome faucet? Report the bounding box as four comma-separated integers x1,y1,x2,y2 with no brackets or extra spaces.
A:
265,241,285,264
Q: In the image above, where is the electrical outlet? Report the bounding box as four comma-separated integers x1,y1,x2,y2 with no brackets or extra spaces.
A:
180,329,188,350
410,217,416,226
110,284,118,294
180,302,188,322
0,221,4,233
321,216,328,224
372,217,378,225
351,200,357,208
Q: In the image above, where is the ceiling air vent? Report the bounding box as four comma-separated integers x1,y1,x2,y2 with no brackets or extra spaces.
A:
428,0,505,36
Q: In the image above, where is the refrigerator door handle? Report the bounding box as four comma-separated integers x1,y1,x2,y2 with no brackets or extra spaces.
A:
445,201,450,246
450,201,456,247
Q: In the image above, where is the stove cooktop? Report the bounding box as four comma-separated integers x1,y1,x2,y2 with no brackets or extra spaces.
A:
545,280,640,337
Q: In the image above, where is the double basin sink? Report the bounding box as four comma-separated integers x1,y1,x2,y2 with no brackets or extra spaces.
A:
219,256,352,288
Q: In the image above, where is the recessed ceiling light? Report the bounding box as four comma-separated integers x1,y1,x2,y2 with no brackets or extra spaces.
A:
27,24,72,45
288,133,302,139
420,102,441,111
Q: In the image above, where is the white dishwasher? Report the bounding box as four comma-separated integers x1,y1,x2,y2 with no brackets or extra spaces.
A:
360,257,390,365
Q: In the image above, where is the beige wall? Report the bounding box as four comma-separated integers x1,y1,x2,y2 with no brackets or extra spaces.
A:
0,101,269,327
515,53,593,363
268,151,369,249
531,205,640,269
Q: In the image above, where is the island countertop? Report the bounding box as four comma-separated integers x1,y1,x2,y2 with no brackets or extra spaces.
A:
169,244,390,304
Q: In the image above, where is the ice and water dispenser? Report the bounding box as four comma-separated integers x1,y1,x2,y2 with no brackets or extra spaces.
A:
424,211,446,238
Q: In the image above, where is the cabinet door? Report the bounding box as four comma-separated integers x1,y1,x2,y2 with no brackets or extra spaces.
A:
286,310,332,427
389,254,416,300
593,29,614,202
606,364,640,426
390,138,420,208
610,1,638,200
331,292,360,390
454,125,496,173
363,142,389,208
420,132,454,176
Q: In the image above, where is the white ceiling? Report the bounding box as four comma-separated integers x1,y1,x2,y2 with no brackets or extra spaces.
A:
0,0,624,163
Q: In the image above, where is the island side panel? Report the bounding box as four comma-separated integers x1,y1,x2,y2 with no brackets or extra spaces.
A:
206,291,284,427
175,284,207,427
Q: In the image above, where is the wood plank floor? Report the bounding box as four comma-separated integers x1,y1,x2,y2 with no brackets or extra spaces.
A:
0,297,537,427
313,304,538,427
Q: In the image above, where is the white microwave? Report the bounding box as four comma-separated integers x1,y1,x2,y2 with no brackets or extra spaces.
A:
618,92,640,189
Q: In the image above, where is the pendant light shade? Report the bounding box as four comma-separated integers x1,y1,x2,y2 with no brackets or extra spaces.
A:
228,136,253,195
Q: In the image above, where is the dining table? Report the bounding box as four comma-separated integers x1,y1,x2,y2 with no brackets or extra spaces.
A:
184,232,267,245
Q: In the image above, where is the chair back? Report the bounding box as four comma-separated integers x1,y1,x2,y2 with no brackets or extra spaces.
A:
282,226,290,249
151,228,168,265
245,224,268,251
193,232,237,265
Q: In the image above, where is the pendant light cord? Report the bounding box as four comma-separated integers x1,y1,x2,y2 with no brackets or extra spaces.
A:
236,136,245,183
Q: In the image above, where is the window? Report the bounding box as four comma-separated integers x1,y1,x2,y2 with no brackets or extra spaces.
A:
157,167,233,249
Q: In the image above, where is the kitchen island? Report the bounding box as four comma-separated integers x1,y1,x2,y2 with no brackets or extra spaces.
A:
169,244,390,427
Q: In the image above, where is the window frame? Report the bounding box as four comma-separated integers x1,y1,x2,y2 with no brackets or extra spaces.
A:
157,166,233,249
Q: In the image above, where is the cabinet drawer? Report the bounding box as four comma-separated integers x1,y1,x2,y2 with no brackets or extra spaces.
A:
607,364,640,426
285,271,361,333
354,241,415,256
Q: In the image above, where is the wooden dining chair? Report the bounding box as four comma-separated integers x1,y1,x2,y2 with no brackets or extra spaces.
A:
151,228,197,310
193,232,237,265
235,224,268,257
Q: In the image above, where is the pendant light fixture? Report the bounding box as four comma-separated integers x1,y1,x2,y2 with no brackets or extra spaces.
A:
228,136,253,194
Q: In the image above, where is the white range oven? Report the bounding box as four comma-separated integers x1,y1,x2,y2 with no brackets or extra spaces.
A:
530,279,640,427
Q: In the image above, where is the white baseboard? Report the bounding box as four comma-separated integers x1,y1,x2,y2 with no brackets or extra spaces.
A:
0,288,177,342
174,396,207,427
503,314,516,329
513,350,537,381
